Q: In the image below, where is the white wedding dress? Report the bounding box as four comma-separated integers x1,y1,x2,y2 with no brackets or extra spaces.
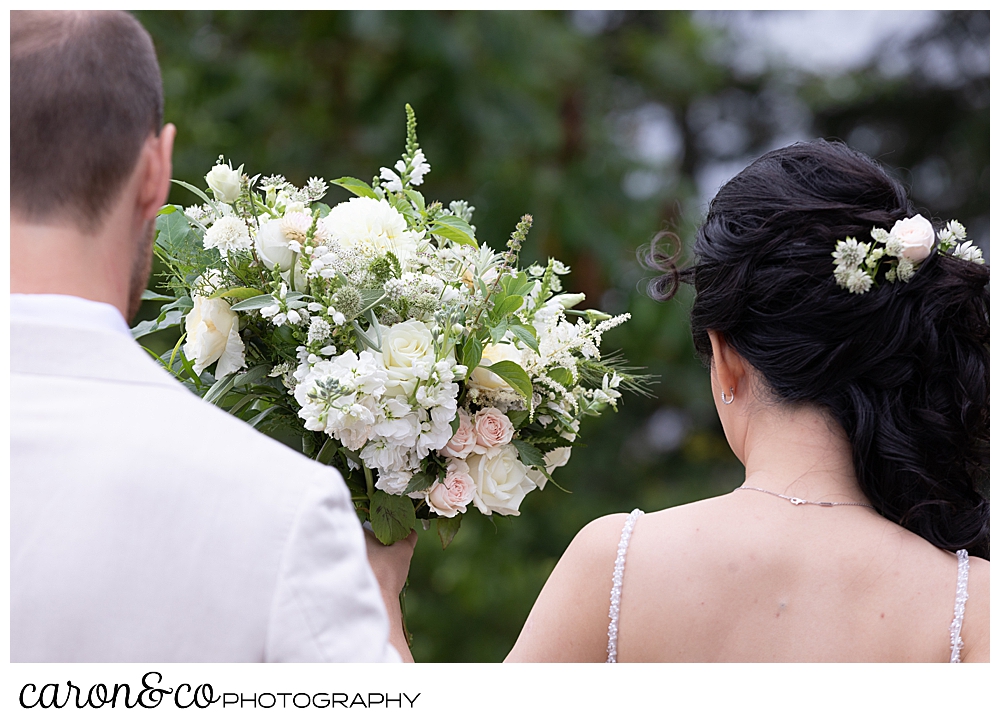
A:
606,509,971,663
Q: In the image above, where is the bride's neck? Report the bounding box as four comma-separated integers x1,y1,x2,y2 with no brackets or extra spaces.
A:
740,402,867,504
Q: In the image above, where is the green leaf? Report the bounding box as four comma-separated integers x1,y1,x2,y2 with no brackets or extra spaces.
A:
405,189,426,213
488,318,509,344
512,439,546,468
369,489,417,545
246,406,277,429
141,289,174,301
490,295,524,320
460,335,483,376
314,202,332,218
316,437,338,465
332,176,379,199
154,206,193,252
404,470,436,495
171,178,216,208
203,372,238,406
548,367,574,388
131,309,183,339
483,360,532,400
505,409,530,429
450,414,462,435
209,287,266,301
230,294,277,311
501,271,534,298
430,215,478,247
508,323,539,353
437,516,462,550
234,364,270,388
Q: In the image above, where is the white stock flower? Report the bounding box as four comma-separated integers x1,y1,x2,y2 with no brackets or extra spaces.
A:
426,460,475,518
203,216,252,253
469,343,523,392
205,161,243,204
318,197,420,265
890,215,935,262
468,445,536,516
381,319,436,398
183,295,246,376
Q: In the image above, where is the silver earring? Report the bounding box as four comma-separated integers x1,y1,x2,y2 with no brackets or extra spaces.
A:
721,387,735,405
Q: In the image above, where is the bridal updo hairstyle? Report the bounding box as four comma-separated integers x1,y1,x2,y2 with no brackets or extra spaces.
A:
649,140,989,559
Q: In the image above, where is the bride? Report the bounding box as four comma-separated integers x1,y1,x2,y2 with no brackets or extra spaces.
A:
501,140,989,662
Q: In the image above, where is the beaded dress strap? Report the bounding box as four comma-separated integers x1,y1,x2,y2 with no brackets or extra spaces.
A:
607,509,644,663
949,549,970,663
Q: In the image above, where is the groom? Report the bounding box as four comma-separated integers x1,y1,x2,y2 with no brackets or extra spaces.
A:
10,10,412,662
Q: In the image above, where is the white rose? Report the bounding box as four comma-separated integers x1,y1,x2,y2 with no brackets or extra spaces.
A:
441,408,477,459
255,218,297,271
205,161,243,204
381,319,436,398
426,460,475,518
468,446,536,516
890,214,935,262
183,295,246,377
472,407,515,457
526,446,572,491
469,342,523,392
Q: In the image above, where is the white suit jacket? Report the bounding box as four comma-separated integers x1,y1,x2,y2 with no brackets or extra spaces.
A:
10,295,400,662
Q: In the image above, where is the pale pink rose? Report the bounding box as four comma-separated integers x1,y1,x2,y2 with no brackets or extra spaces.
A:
440,409,477,459
891,215,935,262
473,407,515,457
426,460,475,518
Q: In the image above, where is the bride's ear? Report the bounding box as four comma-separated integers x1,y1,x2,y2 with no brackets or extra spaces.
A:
707,330,747,401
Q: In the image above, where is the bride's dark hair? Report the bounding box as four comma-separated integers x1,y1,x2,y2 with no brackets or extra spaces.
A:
648,140,989,559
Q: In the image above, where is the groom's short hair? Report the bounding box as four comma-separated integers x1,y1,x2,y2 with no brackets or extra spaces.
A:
11,11,164,231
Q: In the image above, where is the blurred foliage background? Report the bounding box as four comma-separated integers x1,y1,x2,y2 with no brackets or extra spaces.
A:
132,10,989,662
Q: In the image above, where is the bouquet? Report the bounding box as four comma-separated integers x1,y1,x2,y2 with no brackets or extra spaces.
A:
137,105,651,546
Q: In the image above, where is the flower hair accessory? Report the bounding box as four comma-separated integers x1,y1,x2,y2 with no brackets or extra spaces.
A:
832,215,984,294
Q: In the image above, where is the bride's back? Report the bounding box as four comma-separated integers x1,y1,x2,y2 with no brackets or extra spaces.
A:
618,495,989,662
506,141,989,664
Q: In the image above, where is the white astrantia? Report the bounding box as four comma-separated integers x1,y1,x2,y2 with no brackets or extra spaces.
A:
952,240,984,264
203,216,252,252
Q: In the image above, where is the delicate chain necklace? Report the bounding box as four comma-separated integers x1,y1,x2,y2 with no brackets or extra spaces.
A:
736,486,876,510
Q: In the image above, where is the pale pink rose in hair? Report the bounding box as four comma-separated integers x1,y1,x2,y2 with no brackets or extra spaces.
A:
426,460,475,518
473,407,515,457
441,408,476,459
890,215,935,262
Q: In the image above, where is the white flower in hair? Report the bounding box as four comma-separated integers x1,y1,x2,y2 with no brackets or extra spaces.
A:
843,268,874,295
832,237,868,268
952,241,984,264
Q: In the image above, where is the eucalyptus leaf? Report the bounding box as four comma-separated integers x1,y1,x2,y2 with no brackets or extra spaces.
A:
370,490,417,545
332,176,379,199
483,360,532,400
230,294,277,311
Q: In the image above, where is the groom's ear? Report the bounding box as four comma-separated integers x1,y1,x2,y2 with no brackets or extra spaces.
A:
135,123,176,221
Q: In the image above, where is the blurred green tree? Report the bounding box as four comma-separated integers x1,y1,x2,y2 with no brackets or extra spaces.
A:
133,9,988,661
